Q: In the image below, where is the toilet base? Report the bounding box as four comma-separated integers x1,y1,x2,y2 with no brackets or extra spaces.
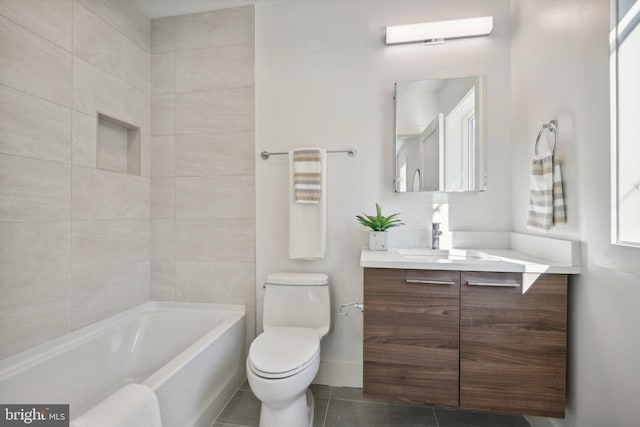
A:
259,388,314,427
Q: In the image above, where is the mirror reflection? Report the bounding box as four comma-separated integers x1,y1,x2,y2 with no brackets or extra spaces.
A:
394,76,486,192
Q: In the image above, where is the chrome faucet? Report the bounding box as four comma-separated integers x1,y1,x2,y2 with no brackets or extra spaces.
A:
432,223,442,249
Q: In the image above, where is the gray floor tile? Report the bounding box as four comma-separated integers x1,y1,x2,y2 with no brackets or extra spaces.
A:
216,390,261,427
314,398,329,427
310,383,332,399
330,386,367,401
324,399,437,427
238,378,250,390
434,408,531,427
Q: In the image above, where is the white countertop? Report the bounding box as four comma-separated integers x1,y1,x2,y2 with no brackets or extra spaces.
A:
360,233,581,274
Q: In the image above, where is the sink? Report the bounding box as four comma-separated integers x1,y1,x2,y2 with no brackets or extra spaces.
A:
397,248,496,261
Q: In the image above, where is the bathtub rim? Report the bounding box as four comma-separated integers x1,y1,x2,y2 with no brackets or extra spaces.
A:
0,301,246,381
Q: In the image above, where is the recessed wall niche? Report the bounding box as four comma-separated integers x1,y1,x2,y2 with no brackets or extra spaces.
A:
96,114,141,175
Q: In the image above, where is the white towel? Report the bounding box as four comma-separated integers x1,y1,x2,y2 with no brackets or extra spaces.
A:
527,152,566,230
71,384,162,427
289,148,326,259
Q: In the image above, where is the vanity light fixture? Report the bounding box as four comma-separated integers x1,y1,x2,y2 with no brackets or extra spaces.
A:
385,16,493,45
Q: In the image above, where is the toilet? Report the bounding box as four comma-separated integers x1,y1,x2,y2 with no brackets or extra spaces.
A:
247,272,331,427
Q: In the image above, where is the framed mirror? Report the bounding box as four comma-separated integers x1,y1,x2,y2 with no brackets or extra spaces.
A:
611,0,640,247
394,76,486,193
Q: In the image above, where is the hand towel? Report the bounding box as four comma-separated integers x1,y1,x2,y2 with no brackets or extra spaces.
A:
289,148,326,259
71,384,162,427
292,149,322,203
527,152,566,230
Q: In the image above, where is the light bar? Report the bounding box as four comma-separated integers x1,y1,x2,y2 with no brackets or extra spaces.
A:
385,16,494,45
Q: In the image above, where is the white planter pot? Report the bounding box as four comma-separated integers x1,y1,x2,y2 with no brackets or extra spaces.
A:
369,231,389,251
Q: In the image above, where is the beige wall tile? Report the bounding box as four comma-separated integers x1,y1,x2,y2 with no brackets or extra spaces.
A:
175,175,255,219
151,177,175,219
176,218,255,262
0,221,71,359
73,3,149,93
0,15,72,106
71,260,149,329
73,57,149,129
176,261,255,305
72,110,97,168
174,6,254,51
175,87,254,134
71,219,150,328
244,304,256,355
76,0,150,51
175,132,254,176
73,57,122,117
140,134,151,177
0,154,70,221
151,94,175,136
175,44,253,93
0,85,71,163
151,135,175,177
151,17,175,53
0,0,72,50
151,259,175,301
151,52,175,95
72,166,149,220
152,219,175,259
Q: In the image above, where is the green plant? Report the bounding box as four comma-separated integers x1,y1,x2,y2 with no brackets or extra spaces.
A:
356,203,404,231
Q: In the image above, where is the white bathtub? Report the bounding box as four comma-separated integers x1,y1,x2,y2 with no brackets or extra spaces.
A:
0,302,245,427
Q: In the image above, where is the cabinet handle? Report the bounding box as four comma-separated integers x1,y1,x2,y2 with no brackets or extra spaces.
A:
405,279,455,285
466,281,520,288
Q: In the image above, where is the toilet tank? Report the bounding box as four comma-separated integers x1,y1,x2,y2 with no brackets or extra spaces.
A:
262,272,330,338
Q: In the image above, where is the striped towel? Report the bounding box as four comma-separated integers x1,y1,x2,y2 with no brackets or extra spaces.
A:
527,152,566,230
292,149,322,204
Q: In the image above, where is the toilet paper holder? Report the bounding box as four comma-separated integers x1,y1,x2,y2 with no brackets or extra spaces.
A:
339,302,364,316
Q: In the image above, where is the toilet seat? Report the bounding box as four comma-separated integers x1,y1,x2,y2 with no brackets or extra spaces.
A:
248,327,320,379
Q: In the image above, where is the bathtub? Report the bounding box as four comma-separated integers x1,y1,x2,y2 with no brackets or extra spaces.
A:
0,302,245,427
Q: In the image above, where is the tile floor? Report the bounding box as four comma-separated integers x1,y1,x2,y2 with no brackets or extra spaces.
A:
213,381,531,427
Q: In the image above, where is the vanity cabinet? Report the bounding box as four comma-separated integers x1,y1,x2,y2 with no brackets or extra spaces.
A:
363,268,568,418
460,272,567,417
363,268,460,407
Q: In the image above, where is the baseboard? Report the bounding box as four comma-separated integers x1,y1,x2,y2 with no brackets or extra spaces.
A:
313,360,362,387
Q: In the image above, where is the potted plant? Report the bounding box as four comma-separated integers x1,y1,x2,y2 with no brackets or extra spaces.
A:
356,203,403,251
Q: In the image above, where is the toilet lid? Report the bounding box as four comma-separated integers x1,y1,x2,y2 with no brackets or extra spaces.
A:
249,327,320,378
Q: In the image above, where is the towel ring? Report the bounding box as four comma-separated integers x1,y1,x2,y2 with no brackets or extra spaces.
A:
534,120,558,156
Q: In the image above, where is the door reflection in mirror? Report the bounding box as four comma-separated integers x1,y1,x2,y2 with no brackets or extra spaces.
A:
394,76,486,193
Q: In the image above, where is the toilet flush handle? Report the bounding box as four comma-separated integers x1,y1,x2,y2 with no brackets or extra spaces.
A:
339,302,364,316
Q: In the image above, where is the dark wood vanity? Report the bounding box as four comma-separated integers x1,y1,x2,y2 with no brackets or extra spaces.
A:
363,267,568,418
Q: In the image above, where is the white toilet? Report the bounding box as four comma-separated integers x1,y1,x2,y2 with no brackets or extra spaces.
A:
247,272,330,427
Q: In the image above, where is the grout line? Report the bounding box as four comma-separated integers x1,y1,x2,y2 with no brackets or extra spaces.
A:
69,0,75,335
433,407,440,427
74,0,151,54
0,13,72,53
320,386,332,427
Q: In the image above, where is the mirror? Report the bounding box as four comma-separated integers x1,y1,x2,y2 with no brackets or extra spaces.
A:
394,76,486,192
611,0,640,247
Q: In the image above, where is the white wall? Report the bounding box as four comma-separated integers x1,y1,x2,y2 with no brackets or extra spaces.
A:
255,0,512,385
510,1,640,426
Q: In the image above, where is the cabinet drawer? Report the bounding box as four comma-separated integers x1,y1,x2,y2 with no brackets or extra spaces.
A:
460,272,567,417
364,268,459,407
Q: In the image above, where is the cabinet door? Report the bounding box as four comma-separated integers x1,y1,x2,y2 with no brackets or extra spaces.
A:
460,272,567,417
364,268,460,407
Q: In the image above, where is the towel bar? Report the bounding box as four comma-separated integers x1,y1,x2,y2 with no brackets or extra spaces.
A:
260,148,357,160
535,120,558,156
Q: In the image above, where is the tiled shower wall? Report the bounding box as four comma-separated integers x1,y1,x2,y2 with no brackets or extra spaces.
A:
149,7,256,344
0,0,151,359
